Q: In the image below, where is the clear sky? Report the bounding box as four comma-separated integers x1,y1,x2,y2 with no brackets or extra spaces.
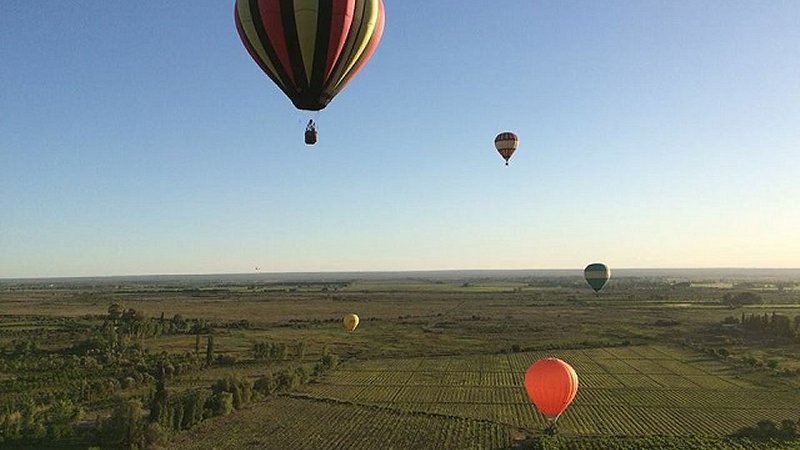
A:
2,1,799,278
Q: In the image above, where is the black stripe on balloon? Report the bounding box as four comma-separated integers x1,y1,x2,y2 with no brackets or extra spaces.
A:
324,0,365,94
280,0,309,94
245,0,294,98
340,0,374,88
309,1,332,99
237,4,291,100
346,5,381,83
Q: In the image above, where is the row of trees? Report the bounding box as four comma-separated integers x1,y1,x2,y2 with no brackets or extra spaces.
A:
0,306,214,447
147,374,253,433
102,350,340,449
733,419,798,440
0,399,83,444
253,340,307,361
253,341,288,361
740,312,795,338
96,399,168,449
1,348,341,448
108,304,211,337
722,292,763,308
1,300,344,448
724,312,800,341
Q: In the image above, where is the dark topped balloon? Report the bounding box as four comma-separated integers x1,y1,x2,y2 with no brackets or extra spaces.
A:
235,0,386,111
584,263,611,294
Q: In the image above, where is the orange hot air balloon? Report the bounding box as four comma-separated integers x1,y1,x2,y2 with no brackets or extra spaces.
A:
524,358,579,424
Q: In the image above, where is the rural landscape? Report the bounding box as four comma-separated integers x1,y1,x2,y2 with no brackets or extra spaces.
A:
2,270,800,449
4,2,799,449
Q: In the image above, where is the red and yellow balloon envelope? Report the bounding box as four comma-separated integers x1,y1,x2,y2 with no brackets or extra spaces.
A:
524,358,579,428
234,0,386,112
494,132,519,166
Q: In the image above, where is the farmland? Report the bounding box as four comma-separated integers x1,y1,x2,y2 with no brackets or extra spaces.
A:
2,270,800,449
299,345,800,436
171,396,511,450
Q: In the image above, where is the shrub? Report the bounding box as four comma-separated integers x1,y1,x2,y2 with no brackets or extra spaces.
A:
208,392,233,417
254,373,276,396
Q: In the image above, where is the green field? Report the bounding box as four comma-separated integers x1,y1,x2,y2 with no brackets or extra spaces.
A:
3,274,800,449
170,344,800,449
171,396,512,450
300,345,800,436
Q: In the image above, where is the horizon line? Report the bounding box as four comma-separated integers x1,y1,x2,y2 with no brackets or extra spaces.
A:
3,267,800,282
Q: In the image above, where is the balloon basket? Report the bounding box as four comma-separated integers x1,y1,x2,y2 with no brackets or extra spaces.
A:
305,130,318,145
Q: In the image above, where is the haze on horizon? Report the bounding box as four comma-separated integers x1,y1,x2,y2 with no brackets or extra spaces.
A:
2,1,799,279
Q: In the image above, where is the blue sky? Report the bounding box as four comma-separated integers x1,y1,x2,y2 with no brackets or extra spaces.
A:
2,1,799,278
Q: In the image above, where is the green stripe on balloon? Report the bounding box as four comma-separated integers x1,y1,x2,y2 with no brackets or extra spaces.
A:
584,263,610,293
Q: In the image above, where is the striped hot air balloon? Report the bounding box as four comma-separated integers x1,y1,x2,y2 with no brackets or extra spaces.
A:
235,0,386,111
584,263,611,294
494,132,518,166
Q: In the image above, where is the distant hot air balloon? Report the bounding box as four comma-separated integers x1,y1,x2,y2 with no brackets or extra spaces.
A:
524,358,579,427
342,313,359,333
494,132,518,166
584,263,611,294
234,0,386,112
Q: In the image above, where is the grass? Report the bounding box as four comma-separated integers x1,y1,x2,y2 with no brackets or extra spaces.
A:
170,396,512,450
3,275,800,448
296,345,800,437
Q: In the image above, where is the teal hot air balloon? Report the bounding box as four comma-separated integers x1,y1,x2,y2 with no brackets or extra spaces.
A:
584,263,610,294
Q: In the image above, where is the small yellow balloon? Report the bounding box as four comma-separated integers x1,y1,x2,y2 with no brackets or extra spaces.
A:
342,313,359,333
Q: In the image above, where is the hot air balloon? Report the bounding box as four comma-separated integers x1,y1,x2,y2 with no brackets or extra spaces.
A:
342,313,359,333
494,132,518,166
584,263,611,294
235,0,386,112
524,358,578,429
